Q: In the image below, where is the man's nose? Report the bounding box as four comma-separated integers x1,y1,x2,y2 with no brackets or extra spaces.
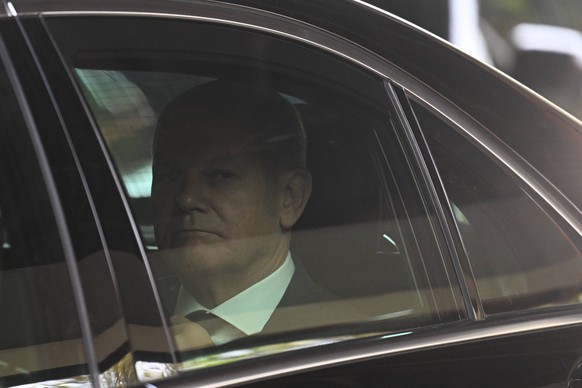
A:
175,179,207,213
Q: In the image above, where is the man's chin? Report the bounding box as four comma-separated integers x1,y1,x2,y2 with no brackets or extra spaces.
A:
160,246,227,274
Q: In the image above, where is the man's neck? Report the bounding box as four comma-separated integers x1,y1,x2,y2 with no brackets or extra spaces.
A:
184,243,289,308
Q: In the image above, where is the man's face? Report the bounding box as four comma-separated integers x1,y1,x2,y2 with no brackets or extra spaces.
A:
152,118,287,281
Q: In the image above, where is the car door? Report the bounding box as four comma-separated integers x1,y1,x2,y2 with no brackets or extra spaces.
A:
3,1,582,387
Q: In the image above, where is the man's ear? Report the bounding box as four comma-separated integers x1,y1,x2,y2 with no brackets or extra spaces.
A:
279,169,312,229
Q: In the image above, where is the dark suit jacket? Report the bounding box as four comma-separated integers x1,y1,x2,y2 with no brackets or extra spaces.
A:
153,256,361,337
262,260,361,334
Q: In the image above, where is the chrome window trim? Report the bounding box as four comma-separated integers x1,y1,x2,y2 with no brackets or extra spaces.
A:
168,309,582,387
385,81,479,321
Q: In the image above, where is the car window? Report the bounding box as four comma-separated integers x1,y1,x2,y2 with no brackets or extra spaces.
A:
0,50,89,386
45,15,464,377
411,100,582,314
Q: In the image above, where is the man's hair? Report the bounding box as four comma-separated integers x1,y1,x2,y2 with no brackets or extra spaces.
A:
154,79,307,175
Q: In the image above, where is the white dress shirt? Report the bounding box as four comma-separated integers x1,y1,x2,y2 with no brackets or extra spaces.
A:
174,252,295,345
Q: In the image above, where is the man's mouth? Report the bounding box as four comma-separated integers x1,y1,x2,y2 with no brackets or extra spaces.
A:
172,228,222,243
176,228,217,236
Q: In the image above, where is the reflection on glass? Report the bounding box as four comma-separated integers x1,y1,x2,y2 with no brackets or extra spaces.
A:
416,100,582,314
76,69,157,199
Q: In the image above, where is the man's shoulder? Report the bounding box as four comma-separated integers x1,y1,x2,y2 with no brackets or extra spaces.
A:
263,260,364,334
279,259,337,307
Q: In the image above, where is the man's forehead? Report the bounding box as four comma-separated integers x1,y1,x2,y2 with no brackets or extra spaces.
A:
158,108,262,141
154,131,263,166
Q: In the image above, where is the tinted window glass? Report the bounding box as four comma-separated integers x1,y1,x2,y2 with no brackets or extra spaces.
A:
0,51,88,386
47,16,462,374
413,101,582,314
75,69,439,332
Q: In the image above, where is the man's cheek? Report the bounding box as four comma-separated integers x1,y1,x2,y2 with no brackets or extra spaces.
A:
153,216,173,247
153,200,174,223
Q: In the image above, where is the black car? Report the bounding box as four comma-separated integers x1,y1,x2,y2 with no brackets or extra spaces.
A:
2,0,582,386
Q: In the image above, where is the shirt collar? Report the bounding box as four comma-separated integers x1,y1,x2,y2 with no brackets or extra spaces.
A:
175,252,295,336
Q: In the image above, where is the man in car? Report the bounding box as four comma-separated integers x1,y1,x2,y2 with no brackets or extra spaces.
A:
152,80,349,348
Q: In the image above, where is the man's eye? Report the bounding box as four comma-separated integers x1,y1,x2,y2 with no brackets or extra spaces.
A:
206,170,235,183
154,172,178,184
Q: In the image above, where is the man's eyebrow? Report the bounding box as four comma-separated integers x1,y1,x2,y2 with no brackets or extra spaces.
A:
152,157,174,170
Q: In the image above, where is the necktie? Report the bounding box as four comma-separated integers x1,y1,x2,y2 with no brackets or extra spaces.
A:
186,310,245,345
169,315,213,352
185,310,217,330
